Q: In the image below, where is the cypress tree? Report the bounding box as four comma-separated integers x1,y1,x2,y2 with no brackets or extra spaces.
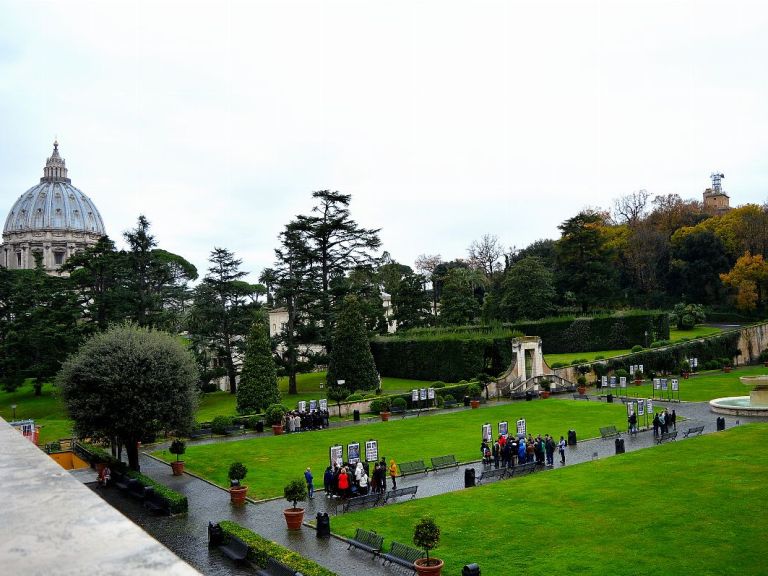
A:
327,295,379,393
237,311,281,414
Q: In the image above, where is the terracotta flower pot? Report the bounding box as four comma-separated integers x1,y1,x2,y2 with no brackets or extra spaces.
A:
380,412,391,421
171,461,185,476
415,557,444,576
577,386,587,395
230,485,248,505
634,379,642,386
723,367,732,373
283,507,305,530
470,400,480,409
272,424,284,435
540,391,551,399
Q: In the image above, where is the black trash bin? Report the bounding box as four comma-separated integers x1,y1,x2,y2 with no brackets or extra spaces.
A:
716,417,725,431
615,437,625,454
525,391,533,401
568,429,577,446
462,563,481,576
464,467,476,488
607,393,614,403
353,410,360,422
255,420,264,433
463,396,471,407
316,512,330,538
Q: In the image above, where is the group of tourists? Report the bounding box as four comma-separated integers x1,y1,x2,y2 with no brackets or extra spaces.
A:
652,408,676,437
284,409,330,432
481,433,567,468
319,458,398,498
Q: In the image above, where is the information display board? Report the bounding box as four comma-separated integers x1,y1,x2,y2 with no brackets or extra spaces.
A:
637,398,645,416
516,418,526,437
412,389,419,401
647,399,654,414
626,401,635,417
610,376,617,388
319,399,328,411
309,400,317,411
661,378,668,391
498,421,508,437
482,423,492,442
298,401,306,412
330,445,343,468
347,442,361,464
653,379,661,390
428,388,435,400
365,440,378,463
602,376,608,387
671,379,679,391
619,377,627,388
419,388,427,401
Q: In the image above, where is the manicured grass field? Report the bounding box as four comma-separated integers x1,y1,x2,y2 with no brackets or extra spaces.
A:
0,382,72,444
332,423,768,576
616,365,760,402
544,325,724,366
153,400,632,499
196,372,444,422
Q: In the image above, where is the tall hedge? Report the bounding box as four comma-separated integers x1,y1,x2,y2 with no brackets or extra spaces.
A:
371,336,514,381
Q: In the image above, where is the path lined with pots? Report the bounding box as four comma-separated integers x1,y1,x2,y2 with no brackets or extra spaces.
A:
94,400,762,575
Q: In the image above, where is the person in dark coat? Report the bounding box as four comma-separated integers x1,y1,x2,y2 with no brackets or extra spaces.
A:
323,466,334,497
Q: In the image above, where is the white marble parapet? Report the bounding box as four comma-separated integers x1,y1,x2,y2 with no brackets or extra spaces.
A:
0,418,200,576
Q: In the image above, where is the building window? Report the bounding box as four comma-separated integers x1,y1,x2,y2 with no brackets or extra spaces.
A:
16,253,21,267
54,252,64,265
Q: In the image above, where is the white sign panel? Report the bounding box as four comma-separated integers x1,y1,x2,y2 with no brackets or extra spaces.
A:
498,421,508,437
319,399,328,411
482,423,492,442
330,445,343,468
610,376,617,388
428,388,435,400
602,376,608,387
412,389,419,401
516,418,527,437
653,379,661,390
365,440,378,463
298,401,306,412
661,378,668,391
347,442,361,464
671,379,679,391
637,398,645,416
419,388,427,401
309,400,317,411
620,377,627,388
647,399,654,414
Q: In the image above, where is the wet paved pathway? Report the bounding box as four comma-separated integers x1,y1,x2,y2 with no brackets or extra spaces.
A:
92,399,766,575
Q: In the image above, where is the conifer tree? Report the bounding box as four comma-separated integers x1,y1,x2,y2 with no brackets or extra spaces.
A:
326,295,379,393
237,312,281,414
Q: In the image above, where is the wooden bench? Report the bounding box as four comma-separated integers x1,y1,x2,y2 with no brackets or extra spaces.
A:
380,541,422,573
443,400,457,408
476,466,507,485
256,557,303,576
346,528,384,560
510,391,527,400
223,424,245,436
391,406,407,418
218,533,249,562
572,393,590,401
143,490,171,515
189,428,212,439
343,493,381,513
510,462,537,477
683,425,705,438
383,485,418,503
656,430,678,444
398,460,429,476
600,426,620,439
430,455,458,471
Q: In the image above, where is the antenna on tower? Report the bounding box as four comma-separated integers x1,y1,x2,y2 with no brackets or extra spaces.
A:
710,172,725,194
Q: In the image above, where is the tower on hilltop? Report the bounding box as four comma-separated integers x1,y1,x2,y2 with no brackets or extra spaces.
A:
703,172,730,213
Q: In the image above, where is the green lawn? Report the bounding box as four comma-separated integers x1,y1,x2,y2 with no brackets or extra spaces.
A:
545,324,724,366
615,365,760,402
0,382,72,445
332,423,768,576
196,372,445,422
154,400,633,499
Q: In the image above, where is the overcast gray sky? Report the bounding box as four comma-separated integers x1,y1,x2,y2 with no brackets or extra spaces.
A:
1,0,767,281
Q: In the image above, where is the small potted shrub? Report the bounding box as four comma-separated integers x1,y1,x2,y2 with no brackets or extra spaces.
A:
722,358,733,373
634,371,644,385
377,397,392,421
539,378,552,399
467,383,482,408
576,376,587,395
265,403,287,435
413,516,443,575
228,462,248,505
392,396,407,413
283,478,308,530
169,439,186,476
759,349,768,367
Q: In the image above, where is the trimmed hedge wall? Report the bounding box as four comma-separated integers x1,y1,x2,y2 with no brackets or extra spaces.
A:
601,331,741,374
370,337,514,381
509,312,669,354
219,520,336,576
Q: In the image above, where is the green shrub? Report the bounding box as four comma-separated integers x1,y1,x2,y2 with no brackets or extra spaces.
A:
759,349,768,363
346,393,364,401
631,345,643,353
265,403,287,425
443,394,455,405
594,355,605,360
550,362,567,369
391,397,407,410
650,340,670,349
577,375,587,386
126,471,188,513
247,416,261,429
369,397,392,414
284,478,307,509
436,396,444,408
467,383,481,398
219,521,336,576
169,439,186,461
413,516,441,564
432,381,446,388
229,462,248,483
572,358,589,365
211,415,233,435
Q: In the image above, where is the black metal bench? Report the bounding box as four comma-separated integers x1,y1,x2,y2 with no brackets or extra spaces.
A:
572,393,590,401
476,467,507,485
189,428,212,439
430,455,458,471
256,557,303,576
443,400,457,408
510,462,537,477
380,541,422,573
144,490,171,515
391,406,406,418
600,426,620,439
657,430,678,444
683,425,705,438
398,460,429,476
343,493,381,513
223,425,245,436
113,470,130,490
383,485,418,503
346,528,384,560
510,391,527,400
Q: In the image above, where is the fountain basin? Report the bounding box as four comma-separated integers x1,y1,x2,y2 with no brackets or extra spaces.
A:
711,376,768,416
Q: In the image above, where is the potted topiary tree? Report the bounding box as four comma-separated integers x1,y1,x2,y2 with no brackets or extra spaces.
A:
467,383,482,408
413,516,443,575
576,376,587,396
283,478,308,530
169,439,186,476
722,358,733,373
539,378,552,399
265,403,287,435
377,397,392,421
229,462,248,505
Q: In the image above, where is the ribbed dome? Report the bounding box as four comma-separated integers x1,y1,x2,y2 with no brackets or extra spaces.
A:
3,141,106,236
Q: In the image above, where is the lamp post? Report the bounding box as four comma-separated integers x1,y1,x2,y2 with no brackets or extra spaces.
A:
11,404,17,420
644,330,648,348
